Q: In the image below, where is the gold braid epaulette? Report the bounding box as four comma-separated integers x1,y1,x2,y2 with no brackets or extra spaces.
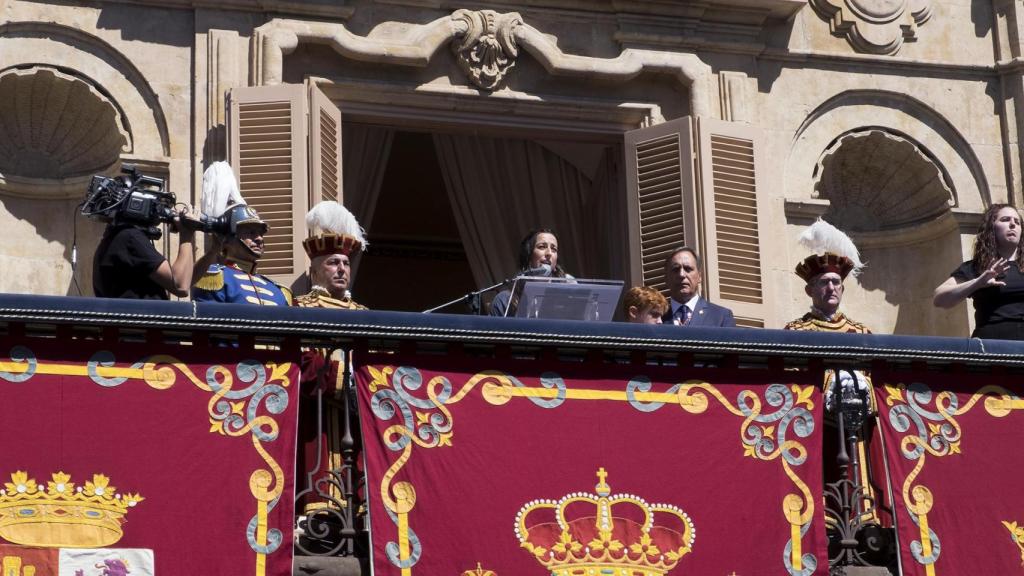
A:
295,292,367,310
278,284,293,306
194,269,224,291
783,312,871,334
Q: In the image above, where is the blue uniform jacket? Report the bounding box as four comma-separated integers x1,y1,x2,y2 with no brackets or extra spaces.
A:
191,263,292,306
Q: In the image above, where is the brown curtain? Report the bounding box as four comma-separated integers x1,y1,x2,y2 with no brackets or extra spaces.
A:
342,124,395,231
432,133,623,288
342,124,394,279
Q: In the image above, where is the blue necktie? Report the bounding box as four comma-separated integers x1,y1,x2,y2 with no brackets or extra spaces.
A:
676,306,691,326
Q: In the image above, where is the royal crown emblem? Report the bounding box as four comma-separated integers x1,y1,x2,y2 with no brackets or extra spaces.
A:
0,471,143,548
515,468,694,576
460,562,497,576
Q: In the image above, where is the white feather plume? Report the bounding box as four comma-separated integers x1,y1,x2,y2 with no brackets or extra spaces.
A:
201,161,244,218
798,219,865,275
306,201,367,248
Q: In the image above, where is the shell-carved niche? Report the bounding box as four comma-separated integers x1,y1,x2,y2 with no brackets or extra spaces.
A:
451,9,523,91
810,0,932,55
813,129,953,232
0,66,130,198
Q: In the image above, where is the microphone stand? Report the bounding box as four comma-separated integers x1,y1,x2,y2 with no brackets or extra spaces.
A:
422,278,513,314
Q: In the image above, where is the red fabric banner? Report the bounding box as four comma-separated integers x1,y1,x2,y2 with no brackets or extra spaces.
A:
0,337,299,576
874,369,1024,575
356,355,827,575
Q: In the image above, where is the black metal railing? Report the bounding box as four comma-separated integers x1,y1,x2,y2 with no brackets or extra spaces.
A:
293,347,364,557
824,369,896,575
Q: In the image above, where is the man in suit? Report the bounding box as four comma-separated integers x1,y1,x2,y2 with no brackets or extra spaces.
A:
661,247,736,327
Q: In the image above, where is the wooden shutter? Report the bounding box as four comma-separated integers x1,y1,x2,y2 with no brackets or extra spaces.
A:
624,118,699,292
228,84,306,283
695,117,769,328
226,82,344,288
308,83,342,205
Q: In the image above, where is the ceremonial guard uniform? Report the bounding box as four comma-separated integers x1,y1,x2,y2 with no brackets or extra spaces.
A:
785,220,893,539
784,309,871,334
193,260,292,306
190,163,292,306
294,201,367,521
294,286,365,310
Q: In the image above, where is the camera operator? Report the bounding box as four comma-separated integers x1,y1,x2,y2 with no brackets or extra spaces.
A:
93,206,201,300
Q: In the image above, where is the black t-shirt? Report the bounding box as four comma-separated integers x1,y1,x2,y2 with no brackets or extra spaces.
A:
93,225,168,299
952,260,1024,327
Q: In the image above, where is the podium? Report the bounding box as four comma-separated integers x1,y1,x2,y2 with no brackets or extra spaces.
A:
505,277,623,321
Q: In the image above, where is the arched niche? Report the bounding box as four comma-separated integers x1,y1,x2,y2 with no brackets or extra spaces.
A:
0,22,172,295
813,129,954,232
0,66,130,198
0,22,171,170
792,122,972,337
785,89,989,215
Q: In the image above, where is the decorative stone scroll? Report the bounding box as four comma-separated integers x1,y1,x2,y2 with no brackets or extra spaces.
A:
810,0,932,55
450,9,523,91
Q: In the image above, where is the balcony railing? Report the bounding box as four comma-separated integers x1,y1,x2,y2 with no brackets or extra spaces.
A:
1,293,1019,576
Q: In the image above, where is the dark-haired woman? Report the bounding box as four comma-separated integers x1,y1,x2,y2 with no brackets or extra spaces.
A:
489,229,572,316
934,204,1024,339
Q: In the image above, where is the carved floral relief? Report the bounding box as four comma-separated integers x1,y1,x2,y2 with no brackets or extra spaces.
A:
450,9,523,91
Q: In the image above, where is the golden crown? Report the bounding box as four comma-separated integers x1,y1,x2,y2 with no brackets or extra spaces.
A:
0,471,143,548
460,563,497,576
515,468,695,576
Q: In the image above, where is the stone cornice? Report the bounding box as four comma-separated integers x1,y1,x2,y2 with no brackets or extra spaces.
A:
315,75,663,134
78,0,355,18
254,14,713,115
782,201,981,249
86,0,804,31
760,47,998,78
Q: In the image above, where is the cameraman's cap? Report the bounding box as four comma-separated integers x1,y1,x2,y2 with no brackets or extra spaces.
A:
303,201,366,259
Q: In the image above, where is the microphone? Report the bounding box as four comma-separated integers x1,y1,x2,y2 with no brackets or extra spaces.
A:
525,263,552,277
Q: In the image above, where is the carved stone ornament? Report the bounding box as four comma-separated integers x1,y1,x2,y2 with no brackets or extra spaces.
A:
813,129,953,232
0,66,130,199
451,9,523,91
810,0,932,55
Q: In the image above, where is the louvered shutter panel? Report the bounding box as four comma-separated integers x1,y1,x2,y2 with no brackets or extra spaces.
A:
624,118,699,292
695,117,769,328
227,84,307,285
308,83,342,205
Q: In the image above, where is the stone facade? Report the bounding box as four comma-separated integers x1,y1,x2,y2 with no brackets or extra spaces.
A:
0,0,1018,335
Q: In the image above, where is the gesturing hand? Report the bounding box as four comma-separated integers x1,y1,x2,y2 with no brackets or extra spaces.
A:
981,257,1013,287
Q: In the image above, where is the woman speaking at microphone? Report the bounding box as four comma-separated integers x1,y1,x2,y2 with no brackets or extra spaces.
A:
490,229,573,316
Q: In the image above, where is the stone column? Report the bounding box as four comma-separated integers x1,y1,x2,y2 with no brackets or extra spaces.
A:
995,0,1024,206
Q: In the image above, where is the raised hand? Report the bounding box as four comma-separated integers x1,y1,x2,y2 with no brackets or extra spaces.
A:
980,257,1012,287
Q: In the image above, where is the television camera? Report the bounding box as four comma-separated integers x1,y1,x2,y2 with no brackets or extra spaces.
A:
81,165,232,236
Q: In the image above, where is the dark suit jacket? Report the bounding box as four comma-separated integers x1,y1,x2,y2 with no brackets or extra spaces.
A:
662,297,737,328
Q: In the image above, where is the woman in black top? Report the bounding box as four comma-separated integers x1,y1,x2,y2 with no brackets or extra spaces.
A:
934,203,1024,339
489,229,572,317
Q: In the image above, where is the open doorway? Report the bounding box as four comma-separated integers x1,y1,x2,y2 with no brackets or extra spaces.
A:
343,123,627,314
351,131,477,313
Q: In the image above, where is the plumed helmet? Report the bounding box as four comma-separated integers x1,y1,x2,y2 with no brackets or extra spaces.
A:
794,219,865,282
223,203,268,235
200,161,267,235
302,201,367,258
